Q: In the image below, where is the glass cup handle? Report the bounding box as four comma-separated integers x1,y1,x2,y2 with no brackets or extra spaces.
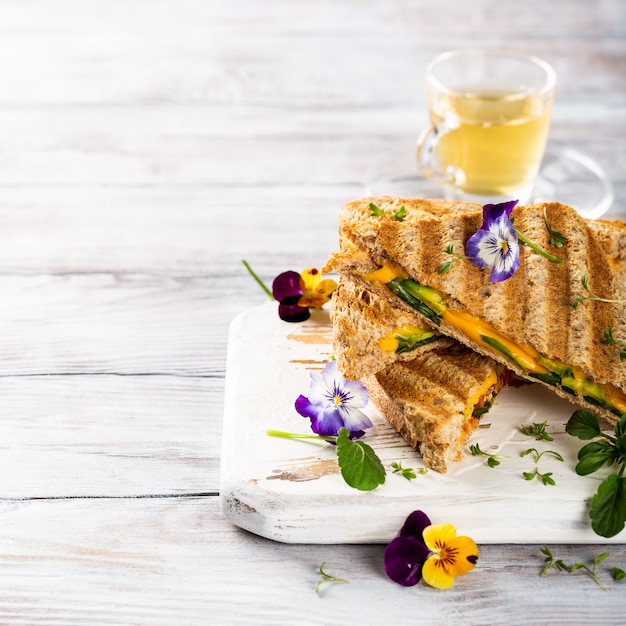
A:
416,114,459,183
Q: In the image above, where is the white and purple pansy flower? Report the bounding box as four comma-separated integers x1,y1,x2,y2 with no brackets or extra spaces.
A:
295,360,372,439
465,199,520,283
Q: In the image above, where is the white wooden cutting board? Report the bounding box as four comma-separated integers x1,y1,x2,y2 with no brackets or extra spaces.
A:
220,302,625,544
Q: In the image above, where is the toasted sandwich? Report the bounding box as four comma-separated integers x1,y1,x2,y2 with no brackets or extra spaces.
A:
332,273,509,472
325,197,626,426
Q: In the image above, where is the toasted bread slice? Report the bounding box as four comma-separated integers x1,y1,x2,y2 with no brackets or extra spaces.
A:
326,197,626,424
331,274,454,381
364,345,507,473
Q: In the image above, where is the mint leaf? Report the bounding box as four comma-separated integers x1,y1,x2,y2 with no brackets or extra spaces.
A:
589,475,626,538
336,428,386,491
566,410,603,440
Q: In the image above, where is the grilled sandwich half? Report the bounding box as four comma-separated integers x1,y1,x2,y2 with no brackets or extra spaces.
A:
326,197,626,426
332,274,508,472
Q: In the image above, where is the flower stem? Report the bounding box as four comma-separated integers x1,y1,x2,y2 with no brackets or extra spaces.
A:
242,259,274,299
266,429,337,442
515,229,563,263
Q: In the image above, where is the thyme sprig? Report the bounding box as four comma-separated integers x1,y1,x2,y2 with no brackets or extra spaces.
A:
572,273,626,309
540,547,609,590
315,562,349,594
602,327,626,361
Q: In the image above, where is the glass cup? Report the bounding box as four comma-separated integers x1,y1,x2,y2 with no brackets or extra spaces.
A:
416,49,556,204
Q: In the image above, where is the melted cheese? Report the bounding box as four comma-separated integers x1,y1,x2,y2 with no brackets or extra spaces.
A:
463,369,499,423
442,309,549,375
364,265,407,284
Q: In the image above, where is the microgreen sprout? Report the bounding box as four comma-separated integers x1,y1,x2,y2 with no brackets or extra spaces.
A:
438,243,471,274
540,547,609,590
520,420,554,441
469,443,508,467
315,562,349,594
572,273,626,309
391,461,426,480
543,207,568,248
369,202,406,222
515,228,563,264
521,448,564,485
601,327,626,361
566,410,626,538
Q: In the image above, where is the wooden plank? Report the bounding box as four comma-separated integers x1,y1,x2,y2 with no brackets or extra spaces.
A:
0,496,624,626
0,375,220,497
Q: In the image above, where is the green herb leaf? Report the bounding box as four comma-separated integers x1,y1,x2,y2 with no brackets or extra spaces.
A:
369,202,385,217
589,474,626,538
520,420,554,441
575,441,614,475
336,428,386,491
394,206,406,222
543,207,568,248
611,566,626,581
391,461,418,480
566,410,604,440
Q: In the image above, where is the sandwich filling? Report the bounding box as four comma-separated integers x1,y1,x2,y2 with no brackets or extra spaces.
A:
365,265,626,417
378,324,442,354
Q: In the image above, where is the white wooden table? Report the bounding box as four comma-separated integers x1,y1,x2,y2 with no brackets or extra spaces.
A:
0,1,624,624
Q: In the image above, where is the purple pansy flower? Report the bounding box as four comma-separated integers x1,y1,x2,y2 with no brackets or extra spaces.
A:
384,510,480,589
465,200,520,282
384,510,432,586
295,360,372,438
272,267,337,322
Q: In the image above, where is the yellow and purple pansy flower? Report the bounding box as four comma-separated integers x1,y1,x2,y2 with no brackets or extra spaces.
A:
384,510,479,589
272,267,337,322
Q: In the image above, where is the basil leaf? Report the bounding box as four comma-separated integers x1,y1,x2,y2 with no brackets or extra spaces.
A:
566,410,603,440
589,475,626,538
336,428,386,491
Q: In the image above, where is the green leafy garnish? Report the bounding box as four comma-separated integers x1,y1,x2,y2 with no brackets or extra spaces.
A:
540,547,609,590
369,202,406,222
543,207,568,248
566,410,626,537
611,566,626,582
521,448,564,485
336,428,386,491
515,228,563,263
267,428,386,492
391,461,426,480
572,273,626,309
469,443,508,468
602,327,626,361
520,420,554,441
438,243,470,274
315,562,349,594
